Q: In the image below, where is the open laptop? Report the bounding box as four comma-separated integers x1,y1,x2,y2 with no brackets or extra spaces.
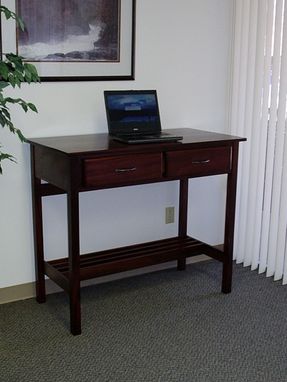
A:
104,90,183,144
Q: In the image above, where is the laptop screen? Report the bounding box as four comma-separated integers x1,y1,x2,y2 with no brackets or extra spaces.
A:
104,90,162,136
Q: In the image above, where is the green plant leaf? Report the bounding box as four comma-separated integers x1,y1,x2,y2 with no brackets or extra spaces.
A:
27,103,38,113
20,102,28,112
0,82,9,90
1,107,11,119
4,96,19,104
0,152,16,161
24,70,32,83
24,63,40,83
8,75,16,88
0,149,17,174
0,113,7,127
15,128,26,142
0,62,9,80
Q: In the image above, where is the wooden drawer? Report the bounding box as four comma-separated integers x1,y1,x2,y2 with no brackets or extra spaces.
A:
166,146,231,177
84,153,163,187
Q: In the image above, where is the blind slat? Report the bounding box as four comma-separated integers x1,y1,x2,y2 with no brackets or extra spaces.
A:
252,0,275,271
273,2,287,280
234,0,257,263
244,0,269,268
266,0,287,277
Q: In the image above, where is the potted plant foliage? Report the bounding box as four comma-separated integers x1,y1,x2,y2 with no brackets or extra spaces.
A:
0,5,39,174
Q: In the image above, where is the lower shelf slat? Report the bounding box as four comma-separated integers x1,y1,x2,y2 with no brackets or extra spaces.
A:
46,236,224,282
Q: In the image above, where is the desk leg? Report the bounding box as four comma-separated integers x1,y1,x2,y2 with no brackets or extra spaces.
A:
67,189,81,335
222,142,239,293
178,178,189,271
31,147,46,303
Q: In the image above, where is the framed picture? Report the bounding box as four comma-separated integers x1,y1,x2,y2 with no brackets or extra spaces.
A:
1,0,136,81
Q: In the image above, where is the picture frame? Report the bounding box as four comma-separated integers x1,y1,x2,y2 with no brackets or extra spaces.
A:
0,0,136,81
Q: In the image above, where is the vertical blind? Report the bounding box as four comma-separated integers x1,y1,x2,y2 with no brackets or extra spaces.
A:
230,0,287,283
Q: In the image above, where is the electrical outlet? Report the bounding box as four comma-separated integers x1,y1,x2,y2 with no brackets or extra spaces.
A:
165,206,175,224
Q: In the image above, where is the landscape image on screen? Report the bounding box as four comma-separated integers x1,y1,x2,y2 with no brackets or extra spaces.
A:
16,0,119,62
107,94,159,123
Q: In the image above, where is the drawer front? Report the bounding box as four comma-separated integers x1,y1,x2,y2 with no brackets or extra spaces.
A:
84,153,163,187
166,146,231,177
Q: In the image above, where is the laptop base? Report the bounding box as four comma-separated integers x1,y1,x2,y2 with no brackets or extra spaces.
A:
111,134,183,145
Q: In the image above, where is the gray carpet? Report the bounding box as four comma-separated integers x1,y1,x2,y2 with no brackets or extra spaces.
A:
1,261,287,382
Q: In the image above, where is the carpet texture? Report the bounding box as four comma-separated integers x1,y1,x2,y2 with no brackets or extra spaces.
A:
1,261,287,382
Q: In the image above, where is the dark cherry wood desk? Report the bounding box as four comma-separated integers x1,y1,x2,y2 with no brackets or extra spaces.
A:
28,128,246,335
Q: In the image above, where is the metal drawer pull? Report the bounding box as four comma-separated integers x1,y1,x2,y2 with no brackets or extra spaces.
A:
115,167,137,173
192,159,211,164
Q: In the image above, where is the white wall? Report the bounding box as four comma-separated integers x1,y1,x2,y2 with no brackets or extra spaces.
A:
0,0,234,288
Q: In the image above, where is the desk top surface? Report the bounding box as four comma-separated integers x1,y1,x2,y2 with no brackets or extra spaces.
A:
28,128,246,155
